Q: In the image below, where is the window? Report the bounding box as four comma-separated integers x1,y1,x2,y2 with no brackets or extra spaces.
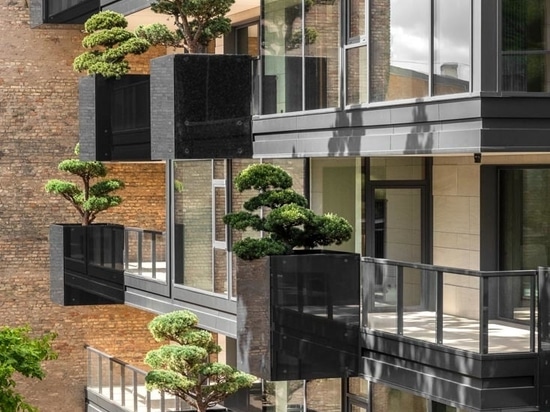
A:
348,0,470,104
173,160,230,296
502,0,550,92
261,0,341,113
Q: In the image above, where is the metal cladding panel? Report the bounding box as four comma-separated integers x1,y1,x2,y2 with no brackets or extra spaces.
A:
49,224,65,305
236,252,360,381
361,331,540,411
151,54,253,160
43,0,99,24
50,224,125,306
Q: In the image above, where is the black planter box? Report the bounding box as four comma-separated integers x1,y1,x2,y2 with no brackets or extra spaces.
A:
49,223,124,305
237,252,360,381
150,54,253,160
79,74,151,161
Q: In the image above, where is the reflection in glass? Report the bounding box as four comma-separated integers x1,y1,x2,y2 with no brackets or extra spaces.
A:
502,0,550,91
348,377,369,397
433,0,470,95
262,0,340,113
348,0,366,39
175,161,212,290
346,46,368,105
370,157,425,181
370,0,430,102
372,383,429,412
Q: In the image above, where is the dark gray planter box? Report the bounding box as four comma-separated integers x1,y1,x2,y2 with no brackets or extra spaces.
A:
150,53,253,160
79,74,151,161
49,223,124,305
237,251,360,381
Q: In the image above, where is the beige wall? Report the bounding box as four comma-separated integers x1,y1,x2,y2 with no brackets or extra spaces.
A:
433,156,480,318
433,154,550,318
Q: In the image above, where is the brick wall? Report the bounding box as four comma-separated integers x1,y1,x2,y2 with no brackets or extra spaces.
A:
0,2,165,411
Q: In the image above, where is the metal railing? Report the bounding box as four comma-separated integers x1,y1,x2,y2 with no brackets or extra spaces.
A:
362,257,539,354
86,346,191,412
124,228,166,282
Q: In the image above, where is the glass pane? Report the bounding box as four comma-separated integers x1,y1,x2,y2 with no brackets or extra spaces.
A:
262,0,303,114
304,0,341,109
369,188,423,334
372,383,429,411
263,381,305,411
502,53,550,92
370,0,430,102
214,248,228,295
502,0,550,92
503,0,548,51
442,272,481,352
348,0,366,39
174,161,214,291
346,46,368,105
214,186,226,243
310,158,359,253
433,0,471,96
348,377,369,397
370,157,425,180
307,379,341,411
493,168,549,353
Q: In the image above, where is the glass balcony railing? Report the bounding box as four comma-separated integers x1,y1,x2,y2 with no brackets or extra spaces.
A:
124,228,166,282
362,257,539,354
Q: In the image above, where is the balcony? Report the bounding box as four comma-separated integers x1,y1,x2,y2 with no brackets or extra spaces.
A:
79,54,253,162
86,346,229,412
50,224,550,410
361,257,548,411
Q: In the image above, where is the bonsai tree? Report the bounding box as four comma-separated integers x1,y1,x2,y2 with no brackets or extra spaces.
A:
44,144,125,226
144,310,255,412
145,0,235,53
73,10,158,78
0,326,57,412
223,163,353,260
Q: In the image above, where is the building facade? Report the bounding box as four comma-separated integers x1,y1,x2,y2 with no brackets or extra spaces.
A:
11,0,550,411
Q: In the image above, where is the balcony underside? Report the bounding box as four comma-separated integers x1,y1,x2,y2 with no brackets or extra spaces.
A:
362,329,539,411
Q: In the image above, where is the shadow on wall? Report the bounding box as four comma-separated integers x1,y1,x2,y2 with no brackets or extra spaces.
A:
324,102,435,156
405,104,434,154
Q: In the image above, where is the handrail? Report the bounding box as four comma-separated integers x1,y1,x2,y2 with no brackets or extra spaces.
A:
362,256,537,278
361,257,539,354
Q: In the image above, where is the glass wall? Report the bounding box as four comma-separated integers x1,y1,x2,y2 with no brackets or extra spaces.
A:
262,0,341,113
502,0,550,92
500,168,550,321
173,160,229,295
310,158,363,253
353,0,470,104
433,0,471,95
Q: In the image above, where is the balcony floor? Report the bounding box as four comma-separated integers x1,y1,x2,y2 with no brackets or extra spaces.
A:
368,310,534,353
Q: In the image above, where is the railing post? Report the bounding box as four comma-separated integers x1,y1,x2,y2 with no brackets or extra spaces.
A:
133,369,138,412
120,364,125,406
124,229,129,271
436,270,443,345
479,275,489,354
98,354,103,394
109,360,114,400
152,232,157,280
397,266,404,335
137,230,143,275
530,274,536,352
